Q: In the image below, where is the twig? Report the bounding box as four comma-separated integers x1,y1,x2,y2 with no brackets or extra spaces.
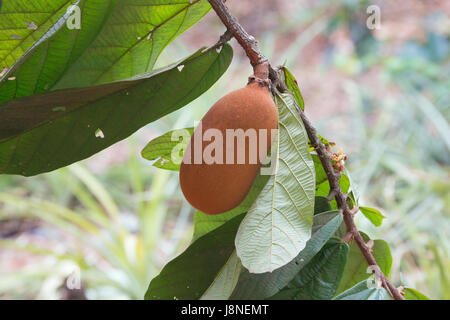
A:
207,0,405,300
206,29,233,51
208,0,269,80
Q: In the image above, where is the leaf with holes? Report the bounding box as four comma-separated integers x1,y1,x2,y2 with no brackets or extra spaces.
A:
235,93,315,274
0,0,75,71
0,0,211,103
0,45,233,176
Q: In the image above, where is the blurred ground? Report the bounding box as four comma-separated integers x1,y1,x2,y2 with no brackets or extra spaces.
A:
0,0,449,299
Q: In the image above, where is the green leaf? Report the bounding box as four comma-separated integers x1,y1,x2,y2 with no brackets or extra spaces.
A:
192,173,270,242
145,213,244,300
199,250,242,300
282,67,304,110
193,211,242,243
141,127,194,171
343,167,359,205
0,45,233,176
0,0,75,70
269,239,349,300
192,175,272,299
0,0,211,102
312,154,327,186
333,280,392,300
235,93,315,273
404,288,430,300
312,210,346,238
231,212,343,300
359,206,386,227
339,173,350,194
316,173,351,209
336,232,392,294
314,195,331,215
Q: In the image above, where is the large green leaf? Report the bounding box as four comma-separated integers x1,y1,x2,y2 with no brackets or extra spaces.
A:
231,212,343,300
333,280,392,300
144,213,244,300
336,232,392,294
0,0,211,102
269,239,349,300
0,45,233,176
235,93,315,273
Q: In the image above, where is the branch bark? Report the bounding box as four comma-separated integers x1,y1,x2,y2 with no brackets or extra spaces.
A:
208,0,405,300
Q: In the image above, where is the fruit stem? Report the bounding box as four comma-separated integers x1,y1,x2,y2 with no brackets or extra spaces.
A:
253,61,269,82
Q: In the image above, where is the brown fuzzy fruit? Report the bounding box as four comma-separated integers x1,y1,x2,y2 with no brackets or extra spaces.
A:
179,80,278,215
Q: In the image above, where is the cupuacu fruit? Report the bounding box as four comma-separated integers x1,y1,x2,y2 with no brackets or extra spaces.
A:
179,75,278,215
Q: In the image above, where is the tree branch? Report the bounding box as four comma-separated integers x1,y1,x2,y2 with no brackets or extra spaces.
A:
208,0,269,80
208,0,404,300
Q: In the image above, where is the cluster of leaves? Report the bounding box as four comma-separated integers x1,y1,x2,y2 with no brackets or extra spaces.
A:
0,1,429,300
142,68,427,300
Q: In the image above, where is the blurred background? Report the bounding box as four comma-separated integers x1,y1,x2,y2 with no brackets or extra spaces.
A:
0,0,449,299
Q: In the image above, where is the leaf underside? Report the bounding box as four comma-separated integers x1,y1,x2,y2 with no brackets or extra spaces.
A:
235,93,315,274
333,280,392,300
231,212,343,300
